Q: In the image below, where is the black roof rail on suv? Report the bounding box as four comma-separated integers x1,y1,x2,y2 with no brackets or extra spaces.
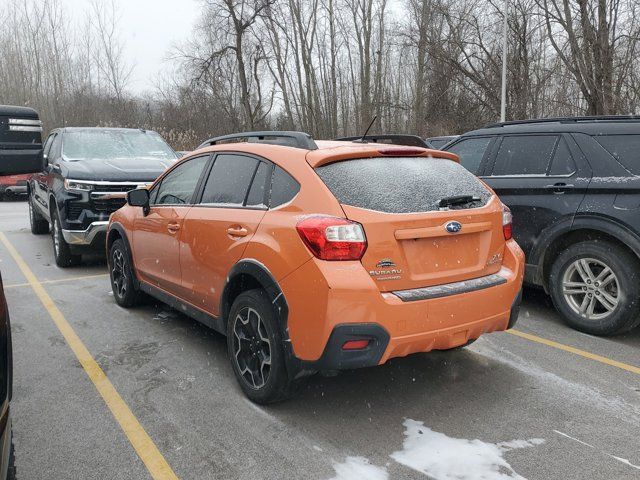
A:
444,115,640,335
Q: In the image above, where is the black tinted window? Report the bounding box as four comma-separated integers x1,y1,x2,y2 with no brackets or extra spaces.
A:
491,135,557,176
316,157,491,214
595,135,640,175
548,139,576,176
200,154,258,206
447,137,491,174
154,156,208,205
270,166,300,207
43,134,55,156
246,162,271,207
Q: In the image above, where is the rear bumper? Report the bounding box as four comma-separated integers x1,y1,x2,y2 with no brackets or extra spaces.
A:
280,239,525,367
62,221,108,246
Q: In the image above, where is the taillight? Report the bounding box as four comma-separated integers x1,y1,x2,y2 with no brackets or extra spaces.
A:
502,204,513,240
296,215,367,261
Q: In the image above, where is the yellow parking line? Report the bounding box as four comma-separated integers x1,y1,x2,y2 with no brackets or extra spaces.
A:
4,273,109,289
0,233,179,480
507,329,640,375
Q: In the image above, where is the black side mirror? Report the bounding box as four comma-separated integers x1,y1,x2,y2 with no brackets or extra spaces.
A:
127,188,150,216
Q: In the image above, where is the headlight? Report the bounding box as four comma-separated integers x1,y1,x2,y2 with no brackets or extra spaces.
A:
64,180,94,191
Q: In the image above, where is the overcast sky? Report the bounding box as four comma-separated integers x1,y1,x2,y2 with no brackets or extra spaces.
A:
63,0,202,94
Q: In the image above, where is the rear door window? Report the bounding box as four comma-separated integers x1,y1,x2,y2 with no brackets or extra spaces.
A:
446,137,492,174
316,157,491,213
594,135,640,175
548,138,576,176
246,161,271,208
491,135,557,176
269,166,300,207
200,154,258,206
154,156,209,205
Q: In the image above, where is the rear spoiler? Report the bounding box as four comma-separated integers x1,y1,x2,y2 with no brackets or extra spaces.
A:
334,134,429,148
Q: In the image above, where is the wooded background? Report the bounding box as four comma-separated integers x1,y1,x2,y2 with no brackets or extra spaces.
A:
1,0,639,150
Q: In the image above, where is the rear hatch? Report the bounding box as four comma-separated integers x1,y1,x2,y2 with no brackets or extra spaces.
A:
315,156,506,292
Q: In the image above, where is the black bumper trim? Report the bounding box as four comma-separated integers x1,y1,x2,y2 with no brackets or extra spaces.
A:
297,323,390,371
507,289,522,329
393,273,507,302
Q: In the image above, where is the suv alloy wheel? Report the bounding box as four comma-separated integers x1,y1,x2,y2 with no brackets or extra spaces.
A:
109,239,141,307
226,289,295,404
549,241,640,335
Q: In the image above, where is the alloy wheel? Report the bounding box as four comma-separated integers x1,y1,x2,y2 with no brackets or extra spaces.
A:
111,249,128,298
232,307,272,389
562,258,619,321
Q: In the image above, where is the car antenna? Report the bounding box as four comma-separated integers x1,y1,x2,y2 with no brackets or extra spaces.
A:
352,116,377,143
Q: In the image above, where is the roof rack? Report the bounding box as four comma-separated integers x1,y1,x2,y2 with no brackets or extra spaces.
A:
198,131,318,150
486,115,640,128
334,134,429,148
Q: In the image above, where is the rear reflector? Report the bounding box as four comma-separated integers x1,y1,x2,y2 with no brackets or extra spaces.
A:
296,215,367,261
342,339,370,350
502,204,513,240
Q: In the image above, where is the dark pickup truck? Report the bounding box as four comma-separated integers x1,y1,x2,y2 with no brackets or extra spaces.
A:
28,127,178,267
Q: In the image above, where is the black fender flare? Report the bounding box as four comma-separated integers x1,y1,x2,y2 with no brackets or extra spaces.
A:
530,214,640,283
221,259,305,378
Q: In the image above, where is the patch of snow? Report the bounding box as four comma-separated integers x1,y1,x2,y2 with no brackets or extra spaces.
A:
390,419,544,480
607,454,640,471
330,457,388,480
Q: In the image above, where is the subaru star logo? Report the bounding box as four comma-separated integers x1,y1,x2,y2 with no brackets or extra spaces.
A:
445,221,462,233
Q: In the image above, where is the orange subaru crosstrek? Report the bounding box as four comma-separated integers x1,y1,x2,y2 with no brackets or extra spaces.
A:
107,131,524,403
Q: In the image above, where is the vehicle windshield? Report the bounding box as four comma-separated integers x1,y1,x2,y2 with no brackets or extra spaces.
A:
62,130,177,161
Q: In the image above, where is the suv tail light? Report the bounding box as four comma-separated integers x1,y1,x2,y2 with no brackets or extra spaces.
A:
502,204,513,240
296,215,367,261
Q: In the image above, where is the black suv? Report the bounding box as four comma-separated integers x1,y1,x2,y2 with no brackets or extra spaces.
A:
444,116,640,335
28,128,178,267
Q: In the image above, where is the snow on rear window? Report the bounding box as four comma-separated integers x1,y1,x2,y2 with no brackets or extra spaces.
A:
316,157,491,213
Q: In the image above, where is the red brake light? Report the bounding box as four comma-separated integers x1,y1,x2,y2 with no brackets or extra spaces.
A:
502,204,513,240
379,147,426,156
296,215,367,261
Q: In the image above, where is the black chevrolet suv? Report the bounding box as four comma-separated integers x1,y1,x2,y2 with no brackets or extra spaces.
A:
28,128,178,267
444,116,640,335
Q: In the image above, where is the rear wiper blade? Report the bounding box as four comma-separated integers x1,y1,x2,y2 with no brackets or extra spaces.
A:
438,195,480,208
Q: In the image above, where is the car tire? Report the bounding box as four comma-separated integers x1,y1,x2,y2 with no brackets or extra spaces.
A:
109,239,141,308
227,289,296,404
28,194,49,234
51,207,80,268
549,240,640,335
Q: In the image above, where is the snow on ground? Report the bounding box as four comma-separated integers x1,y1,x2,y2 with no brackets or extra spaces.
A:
330,456,389,480
390,419,544,480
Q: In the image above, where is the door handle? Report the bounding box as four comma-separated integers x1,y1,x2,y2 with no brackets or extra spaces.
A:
545,182,574,193
167,222,180,233
227,226,249,237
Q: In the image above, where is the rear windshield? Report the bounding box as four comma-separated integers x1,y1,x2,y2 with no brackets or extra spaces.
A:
316,157,492,213
62,130,177,162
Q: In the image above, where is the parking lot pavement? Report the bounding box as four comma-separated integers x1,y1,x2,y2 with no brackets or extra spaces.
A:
0,199,638,480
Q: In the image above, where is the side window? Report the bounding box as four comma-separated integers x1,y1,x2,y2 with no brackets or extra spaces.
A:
246,161,271,208
200,154,258,206
548,138,576,176
446,137,492,174
50,134,62,161
270,166,300,207
153,156,209,205
595,135,640,175
42,134,56,158
491,135,557,176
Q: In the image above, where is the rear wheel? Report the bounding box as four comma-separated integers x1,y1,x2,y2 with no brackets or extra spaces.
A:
51,208,80,268
109,239,141,307
29,194,49,234
549,241,640,335
227,289,296,404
